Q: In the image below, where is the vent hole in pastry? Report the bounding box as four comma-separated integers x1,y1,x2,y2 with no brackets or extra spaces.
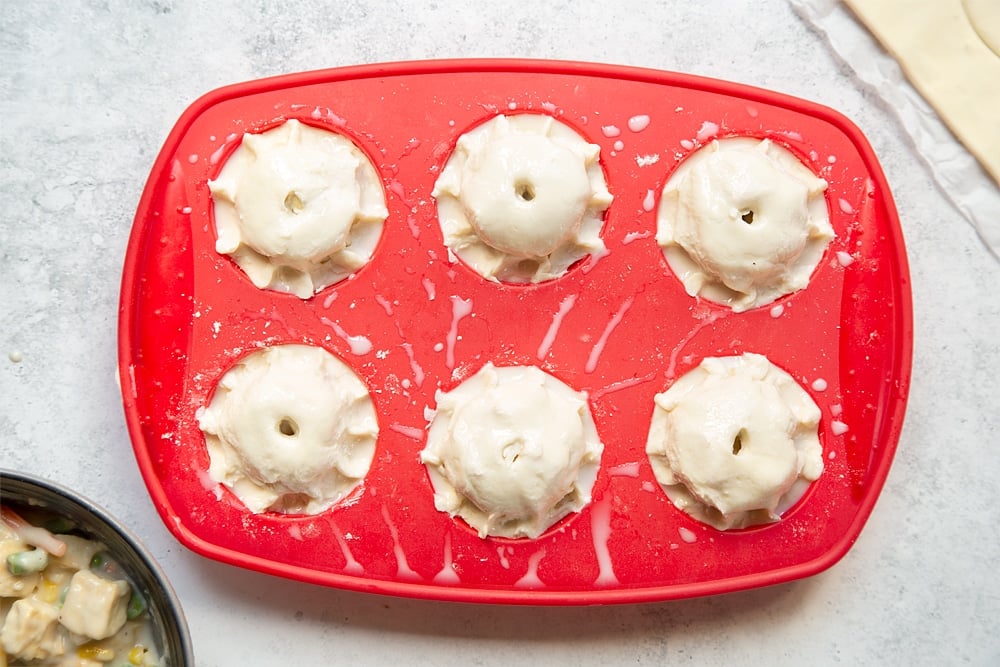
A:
278,417,299,437
502,440,525,464
741,209,755,225
515,180,536,202
284,191,304,214
732,430,747,455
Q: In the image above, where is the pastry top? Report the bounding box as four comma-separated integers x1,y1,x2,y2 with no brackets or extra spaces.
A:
198,344,379,515
433,114,612,283
421,364,603,538
209,119,388,298
657,138,832,312
646,353,824,530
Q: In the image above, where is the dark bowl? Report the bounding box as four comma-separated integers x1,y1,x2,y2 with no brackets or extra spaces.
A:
1,469,193,665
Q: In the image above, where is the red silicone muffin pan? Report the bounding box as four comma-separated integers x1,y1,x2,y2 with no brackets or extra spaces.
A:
118,59,913,604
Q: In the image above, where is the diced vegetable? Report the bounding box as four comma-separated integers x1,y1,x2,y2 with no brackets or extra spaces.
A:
40,516,75,534
1,598,63,660
5,548,48,575
37,577,61,604
77,643,116,661
0,504,162,665
128,645,149,665
56,535,102,571
0,506,67,557
126,590,147,620
58,569,130,640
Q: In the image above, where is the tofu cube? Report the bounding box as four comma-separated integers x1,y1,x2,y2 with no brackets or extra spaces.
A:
57,569,130,640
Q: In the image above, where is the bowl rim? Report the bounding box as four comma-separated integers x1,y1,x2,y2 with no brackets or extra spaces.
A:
0,468,195,666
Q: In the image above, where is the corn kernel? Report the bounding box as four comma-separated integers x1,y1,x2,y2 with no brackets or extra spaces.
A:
77,644,115,661
38,578,60,604
129,645,149,665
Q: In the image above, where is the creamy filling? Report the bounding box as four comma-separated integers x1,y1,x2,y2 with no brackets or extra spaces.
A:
198,344,379,515
209,119,388,299
433,114,612,283
0,508,161,666
420,364,603,539
656,138,833,312
645,353,824,530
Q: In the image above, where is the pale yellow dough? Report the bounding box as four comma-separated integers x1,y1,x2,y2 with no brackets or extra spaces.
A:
645,353,824,530
198,344,379,515
845,0,1000,184
432,114,612,283
963,0,1000,57
209,119,389,298
420,364,603,539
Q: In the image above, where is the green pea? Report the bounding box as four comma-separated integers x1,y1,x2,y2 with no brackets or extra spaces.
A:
6,548,48,575
127,589,148,620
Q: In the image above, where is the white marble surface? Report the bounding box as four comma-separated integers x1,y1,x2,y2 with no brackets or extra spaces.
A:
2,1,999,665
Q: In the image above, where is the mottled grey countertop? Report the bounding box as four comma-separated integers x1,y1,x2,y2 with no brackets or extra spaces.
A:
2,1,998,665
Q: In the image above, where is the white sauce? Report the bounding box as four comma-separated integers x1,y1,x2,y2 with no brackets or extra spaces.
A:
328,519,364,575
627,114,651,132
400,342,425,387
678,526,698,543
388,423,424,440
445,296,473,369
590,372,656,401
585,297,634,373
590,501,618,586
642,189,656,212
400,342,425,388
515,549,545,588
536,294,578,360
695,121,719,142
381,506,420,581
433,533,460,584
319,317,373,356
622,231,651,245
609,462,641,477
374,294,394,315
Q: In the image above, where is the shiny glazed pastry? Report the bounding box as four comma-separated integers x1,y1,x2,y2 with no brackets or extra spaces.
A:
209,119,388,299
657,138,833,312
421,364,603,538
433,114,612,283
198,344,379,514
645,353,824,529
